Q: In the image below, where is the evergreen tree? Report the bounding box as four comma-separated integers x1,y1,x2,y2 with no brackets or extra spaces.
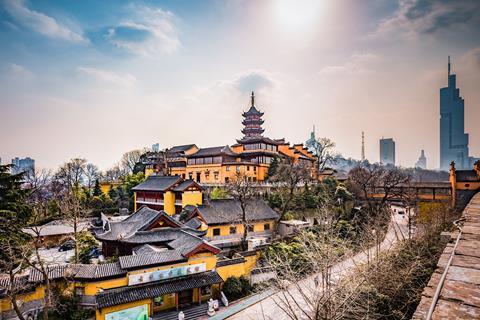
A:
92,179,102,196
267,155,279,179
108,185,117,200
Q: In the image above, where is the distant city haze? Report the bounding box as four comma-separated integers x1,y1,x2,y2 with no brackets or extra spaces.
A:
1,0,479,170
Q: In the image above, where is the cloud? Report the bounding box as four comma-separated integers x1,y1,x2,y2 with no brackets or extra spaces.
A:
233,71,277,93
8,63,34,79
369,0,480,40
77,67,136,87
3,0,87,43
462,47,480,70
319,53,379,75
104,4,179,56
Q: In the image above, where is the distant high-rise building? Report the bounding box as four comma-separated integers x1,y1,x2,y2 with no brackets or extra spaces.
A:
379,138,395,165
305,125,317,153
415,150,427,169
11,157,35,175
361,131,365,161
440,56,469,170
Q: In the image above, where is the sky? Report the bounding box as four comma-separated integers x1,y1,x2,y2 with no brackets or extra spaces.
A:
0,0,479,171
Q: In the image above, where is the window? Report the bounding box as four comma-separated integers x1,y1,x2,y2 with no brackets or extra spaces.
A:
214,172,219,180
154,295,164,306
236,166,240,173
213,228,221,236
226,165,230,171
75,287,85,296
196,172,201,182
225,177,229,183
200,286,211,296
247,225,254,232
253,166,257,172
247,166,250,171
229,226,237,234
264,223,270,231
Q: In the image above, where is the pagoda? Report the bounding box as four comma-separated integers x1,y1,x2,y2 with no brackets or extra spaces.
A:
241,91,265,138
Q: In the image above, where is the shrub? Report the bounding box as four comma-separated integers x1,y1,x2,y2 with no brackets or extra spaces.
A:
223,276,252,301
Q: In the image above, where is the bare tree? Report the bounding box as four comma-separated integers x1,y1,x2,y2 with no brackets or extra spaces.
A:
225,173,259,251
22,227,54,320
84,163,100,191
312,137,337,174
120,149,145,174
0,224,29,320
57,190,87,263
270,159,310,219
55,158,87,188
266,203,368,320
24,169,53,220
348,164,411,260
102,164,125,182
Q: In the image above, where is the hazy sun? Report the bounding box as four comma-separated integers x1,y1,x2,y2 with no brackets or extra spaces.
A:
273,0,325,32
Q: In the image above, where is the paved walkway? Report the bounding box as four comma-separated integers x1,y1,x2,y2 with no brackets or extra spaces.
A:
222,213,408,320
413,193,480,319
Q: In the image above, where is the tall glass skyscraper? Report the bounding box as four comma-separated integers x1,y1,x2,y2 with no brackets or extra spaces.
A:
380,138,395,166
440,57,469,170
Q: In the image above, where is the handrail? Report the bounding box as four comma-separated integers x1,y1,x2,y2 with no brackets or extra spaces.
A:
425,217,465,320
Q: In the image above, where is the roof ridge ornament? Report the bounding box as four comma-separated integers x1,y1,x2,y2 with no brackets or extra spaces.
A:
251,91,255,107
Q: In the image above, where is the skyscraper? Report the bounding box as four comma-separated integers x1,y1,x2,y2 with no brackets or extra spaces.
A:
11,157,35,175
379,138,395,166
415,150,427,169
440,57,469,170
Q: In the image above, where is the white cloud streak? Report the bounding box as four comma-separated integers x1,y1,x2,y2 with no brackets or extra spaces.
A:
106,5,180,56
319,53,379,75
77,67,137,87
8,63,34,79
3,0,87,43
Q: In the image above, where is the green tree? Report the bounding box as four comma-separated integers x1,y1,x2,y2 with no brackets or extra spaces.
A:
92,179,102,196
108,185,118,200
0,165,32,320
267,155,279,179
210,187,228,199
123,172,146,211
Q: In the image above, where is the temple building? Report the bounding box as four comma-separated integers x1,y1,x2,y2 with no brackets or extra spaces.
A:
140,92,316,183
132,175,203,214
449,160,480,208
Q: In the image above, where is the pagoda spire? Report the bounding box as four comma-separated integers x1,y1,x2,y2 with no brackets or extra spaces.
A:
241,92,265,138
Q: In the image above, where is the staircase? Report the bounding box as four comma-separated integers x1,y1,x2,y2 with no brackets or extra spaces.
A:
152,304,209,320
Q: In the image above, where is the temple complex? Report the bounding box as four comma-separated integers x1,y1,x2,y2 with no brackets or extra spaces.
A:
143,92,316,183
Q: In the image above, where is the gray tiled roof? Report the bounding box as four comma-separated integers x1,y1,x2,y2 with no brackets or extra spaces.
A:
119,251,186,270
94,206,162,241
74,262,126,280
132,175,182,192
456,170,480,182
96,271,223,308
187,146,238,158
169,144,197,153
197,199,279,225
184,217,202,229
28,264,80,282
172,180,201,192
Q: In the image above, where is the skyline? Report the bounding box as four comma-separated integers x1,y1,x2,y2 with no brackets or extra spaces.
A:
1,0,480,170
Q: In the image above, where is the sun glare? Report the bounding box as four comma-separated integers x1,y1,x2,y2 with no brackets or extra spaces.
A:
273,0,325,32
